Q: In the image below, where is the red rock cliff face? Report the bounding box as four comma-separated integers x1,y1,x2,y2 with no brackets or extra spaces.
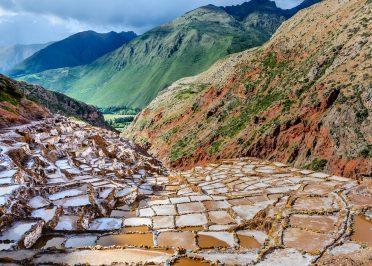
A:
0,74,109,129
127,0,371,179
0,75,51,128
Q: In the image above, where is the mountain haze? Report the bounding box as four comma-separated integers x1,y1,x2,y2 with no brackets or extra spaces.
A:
16,0,319,109
0,43,50,73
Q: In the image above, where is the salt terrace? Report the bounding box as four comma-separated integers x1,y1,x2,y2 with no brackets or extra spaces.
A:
0,116,371,265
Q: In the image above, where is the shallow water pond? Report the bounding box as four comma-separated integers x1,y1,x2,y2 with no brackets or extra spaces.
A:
351,215,372,246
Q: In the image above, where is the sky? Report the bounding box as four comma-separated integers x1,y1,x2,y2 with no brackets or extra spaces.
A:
0,0,303,45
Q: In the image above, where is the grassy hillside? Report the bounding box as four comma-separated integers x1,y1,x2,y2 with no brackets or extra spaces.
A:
10,31,137,76
127,0,371,179
0,74,108,128
17,0,306,109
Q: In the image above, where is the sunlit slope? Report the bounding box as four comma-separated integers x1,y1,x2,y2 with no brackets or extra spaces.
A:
19,1,295,108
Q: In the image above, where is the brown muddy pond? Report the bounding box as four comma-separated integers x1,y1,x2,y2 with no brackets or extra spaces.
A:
198,235,229,249
351,215,372,246
283,228,329,252
172,257,212,266
122,226,150,233
289,214,336,233
111,210,137,218
157,231,196,250
97,233,154,247
237,235,261,249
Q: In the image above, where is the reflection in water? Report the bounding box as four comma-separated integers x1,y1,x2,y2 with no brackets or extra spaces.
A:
172,257,212,266
351,215,372,246
238,235,261,249
32,235,65,249
198,235,228,249
122,226,150,233
97,233,154,247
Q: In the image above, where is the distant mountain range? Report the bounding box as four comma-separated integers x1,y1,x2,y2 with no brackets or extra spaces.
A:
13,0,320,109
0,43,51,73
10,31,137,77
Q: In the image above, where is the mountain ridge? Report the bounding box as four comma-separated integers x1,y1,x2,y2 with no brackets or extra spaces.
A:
10,30,137,77
15,0,320,109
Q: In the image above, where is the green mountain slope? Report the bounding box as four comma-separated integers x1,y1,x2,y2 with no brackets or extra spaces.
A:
10,31,137,76
127,0,370,179
18,0,319,109
0,43,51,73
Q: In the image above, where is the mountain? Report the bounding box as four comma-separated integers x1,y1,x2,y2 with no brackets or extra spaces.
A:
0,74,107,128
223,0,289,21
223,0,320,19
0,43,51,73
10,31,137,77
15,0,319,109
127,0,371,179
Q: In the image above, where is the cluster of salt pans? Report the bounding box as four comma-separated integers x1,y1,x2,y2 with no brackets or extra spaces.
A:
0,116,370,265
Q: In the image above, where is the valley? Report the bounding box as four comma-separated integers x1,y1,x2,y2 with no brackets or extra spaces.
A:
0,0,370,265
13,0,318,109
100,107,140,132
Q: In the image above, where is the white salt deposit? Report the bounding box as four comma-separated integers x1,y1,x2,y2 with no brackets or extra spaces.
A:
176,213,208,227
89,218,123,231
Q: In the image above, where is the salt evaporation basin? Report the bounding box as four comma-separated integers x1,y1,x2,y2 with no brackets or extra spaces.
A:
88,218,123,231
0,221,37,241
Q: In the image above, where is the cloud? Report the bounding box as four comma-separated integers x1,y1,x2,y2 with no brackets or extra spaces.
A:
0,0,304,45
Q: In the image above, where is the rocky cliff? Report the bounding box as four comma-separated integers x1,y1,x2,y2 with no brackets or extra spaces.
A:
0,74,107,128
127,0,371,179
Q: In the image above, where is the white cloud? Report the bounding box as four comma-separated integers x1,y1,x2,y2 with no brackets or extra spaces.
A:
0,6,17,17
0,0,305,45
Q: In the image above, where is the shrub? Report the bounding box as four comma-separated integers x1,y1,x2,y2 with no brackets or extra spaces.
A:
305,158,328,171
360,144,372,158
208,140,224,155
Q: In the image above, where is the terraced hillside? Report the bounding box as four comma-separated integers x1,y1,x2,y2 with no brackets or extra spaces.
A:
127,0,371,179
16,0,319,108
0,117,370,265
